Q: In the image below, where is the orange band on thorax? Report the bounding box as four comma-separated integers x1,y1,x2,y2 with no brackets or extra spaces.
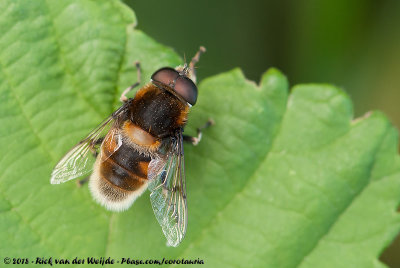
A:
122,121,159,147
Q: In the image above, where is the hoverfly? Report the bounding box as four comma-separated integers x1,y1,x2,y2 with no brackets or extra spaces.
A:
50,47,211,247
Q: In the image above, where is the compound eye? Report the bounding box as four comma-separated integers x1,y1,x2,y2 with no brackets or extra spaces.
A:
151,67,179,86
175,76,198,105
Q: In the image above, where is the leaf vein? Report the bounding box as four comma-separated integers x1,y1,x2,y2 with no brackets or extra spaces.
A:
296,125,390,267
0,60,56,161
43,0,103,119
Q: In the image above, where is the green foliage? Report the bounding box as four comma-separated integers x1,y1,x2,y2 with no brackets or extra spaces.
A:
0,1,399,267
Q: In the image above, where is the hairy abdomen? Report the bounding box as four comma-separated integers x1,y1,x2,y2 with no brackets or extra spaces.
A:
89,131,153,212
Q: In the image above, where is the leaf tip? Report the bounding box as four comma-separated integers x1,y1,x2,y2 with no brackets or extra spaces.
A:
260,67,289,92
351,110,392,131
115,0,137,26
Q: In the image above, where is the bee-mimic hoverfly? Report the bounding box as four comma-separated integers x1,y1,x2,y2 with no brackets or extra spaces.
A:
50,47,212,247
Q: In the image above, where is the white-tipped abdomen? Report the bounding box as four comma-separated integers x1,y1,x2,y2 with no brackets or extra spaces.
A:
89,158,148,212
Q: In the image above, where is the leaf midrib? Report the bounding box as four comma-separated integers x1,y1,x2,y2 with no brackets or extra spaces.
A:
0,1,133,260
42,1,130,258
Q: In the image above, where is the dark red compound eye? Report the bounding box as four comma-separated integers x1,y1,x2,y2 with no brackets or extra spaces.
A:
151,67,198,105
151,67,179,87
174,76,198,105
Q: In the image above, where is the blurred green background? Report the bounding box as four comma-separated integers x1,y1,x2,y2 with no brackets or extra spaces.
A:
124,0,400,266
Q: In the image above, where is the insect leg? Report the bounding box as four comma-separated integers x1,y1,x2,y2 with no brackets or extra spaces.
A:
183,118,214,145
89,137,104,158
76,176,89,187
188,46,206,84
120,61,141,103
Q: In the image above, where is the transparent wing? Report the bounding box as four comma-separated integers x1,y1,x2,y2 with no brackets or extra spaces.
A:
148,131,188,247
50,105,127,184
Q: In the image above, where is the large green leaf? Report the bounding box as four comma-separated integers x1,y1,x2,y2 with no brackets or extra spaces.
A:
0,1,399,267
